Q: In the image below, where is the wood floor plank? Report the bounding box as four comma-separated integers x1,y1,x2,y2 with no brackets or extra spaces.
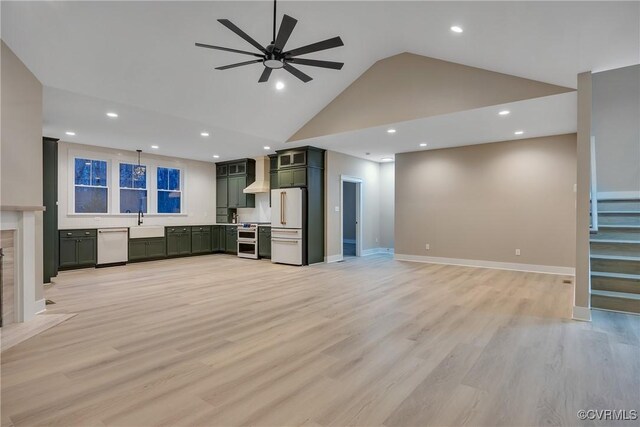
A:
1,254,638,427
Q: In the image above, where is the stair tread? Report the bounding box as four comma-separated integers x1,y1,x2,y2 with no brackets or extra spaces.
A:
591,271,640,280
591,289,640,300
590,254,640,262
590,238,640,244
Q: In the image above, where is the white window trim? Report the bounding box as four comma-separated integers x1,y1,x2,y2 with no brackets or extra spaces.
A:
68,152,111,215
67,148,188,217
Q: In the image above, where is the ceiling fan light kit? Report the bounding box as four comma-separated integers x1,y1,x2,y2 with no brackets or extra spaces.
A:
195,0,344,83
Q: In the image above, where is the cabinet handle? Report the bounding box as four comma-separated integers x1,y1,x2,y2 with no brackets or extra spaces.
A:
85,232,90,235
67,232,72,236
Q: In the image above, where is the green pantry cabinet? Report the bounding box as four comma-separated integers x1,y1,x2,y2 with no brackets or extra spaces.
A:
59,229,97,269
215,159,255,223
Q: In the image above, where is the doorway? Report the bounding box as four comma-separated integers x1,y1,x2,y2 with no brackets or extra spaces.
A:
341,176,362,259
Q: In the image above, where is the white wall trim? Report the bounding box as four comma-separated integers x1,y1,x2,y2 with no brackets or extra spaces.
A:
34,298,46,315
325,254,343,263
362,247,394,256
394,254,575,275
572,305,592,322
597,191,640,200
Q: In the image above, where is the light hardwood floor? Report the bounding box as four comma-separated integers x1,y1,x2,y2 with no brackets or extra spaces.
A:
1,254,638,427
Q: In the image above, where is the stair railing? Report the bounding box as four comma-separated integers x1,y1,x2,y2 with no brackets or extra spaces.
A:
590,136,598,232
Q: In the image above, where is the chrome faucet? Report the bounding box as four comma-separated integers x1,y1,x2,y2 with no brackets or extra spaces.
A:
137,209,144,226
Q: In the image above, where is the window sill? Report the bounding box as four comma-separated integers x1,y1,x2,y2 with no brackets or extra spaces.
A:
67,213,188,217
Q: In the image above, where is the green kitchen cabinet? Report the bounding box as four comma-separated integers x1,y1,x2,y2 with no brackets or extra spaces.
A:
58,229,97,269
166,227,191,257
216,177,228,208
225,226,237,254
129,237,166,261
258,227,271,259
211,225,222,252
278,167,306,188
191,226,212,254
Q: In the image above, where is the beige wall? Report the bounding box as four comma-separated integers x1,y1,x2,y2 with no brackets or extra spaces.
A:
395,134,577,269
592,64,640,194
1,41,44,301
58,142,216,229
379,162,395,249
325,151,385,259
290,53,572,141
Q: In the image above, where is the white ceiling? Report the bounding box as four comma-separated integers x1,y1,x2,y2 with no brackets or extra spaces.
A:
2,1,639,162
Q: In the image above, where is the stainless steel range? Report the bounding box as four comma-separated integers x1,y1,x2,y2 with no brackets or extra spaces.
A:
237,223,258,259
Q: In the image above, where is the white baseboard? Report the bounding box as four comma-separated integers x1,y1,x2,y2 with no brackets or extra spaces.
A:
325,254,343,263
362,247,394,256
572,305,592,322
597,191,640,200
394,254,575,276
34,298,46,315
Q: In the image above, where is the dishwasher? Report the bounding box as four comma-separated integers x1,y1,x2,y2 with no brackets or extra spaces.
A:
97,228,129,266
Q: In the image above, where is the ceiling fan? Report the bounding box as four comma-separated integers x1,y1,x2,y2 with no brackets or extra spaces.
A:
195,0,344,83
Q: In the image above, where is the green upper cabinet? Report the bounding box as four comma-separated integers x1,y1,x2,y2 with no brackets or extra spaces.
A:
278,151,306,169
215,158,255,214
216,177,228,208
278,167,306,188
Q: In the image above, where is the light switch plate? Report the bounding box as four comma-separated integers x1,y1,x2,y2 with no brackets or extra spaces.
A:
335,206,340,212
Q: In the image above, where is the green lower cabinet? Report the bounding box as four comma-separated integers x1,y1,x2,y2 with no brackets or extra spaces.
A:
166,227,191,257
191,226,212,254
58,230,97,269
258,227,271,259
211,226,222,252
225,226,237,254
129,238,166,261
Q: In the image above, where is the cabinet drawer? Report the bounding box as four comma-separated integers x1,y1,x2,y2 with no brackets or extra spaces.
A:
60,229,97,238
191,226,211,233
271,228,302,239
166,227,189,234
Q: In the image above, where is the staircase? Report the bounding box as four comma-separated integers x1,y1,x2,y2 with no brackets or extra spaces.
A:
590,198,640,314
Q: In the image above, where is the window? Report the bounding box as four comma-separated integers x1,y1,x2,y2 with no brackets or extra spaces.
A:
119,163,147,213
74,158,108,213
157,167,181,213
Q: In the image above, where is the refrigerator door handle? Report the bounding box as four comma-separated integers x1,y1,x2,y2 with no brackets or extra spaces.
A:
281,191,287,225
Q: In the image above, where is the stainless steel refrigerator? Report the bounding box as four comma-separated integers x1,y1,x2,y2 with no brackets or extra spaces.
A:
271,187,307,265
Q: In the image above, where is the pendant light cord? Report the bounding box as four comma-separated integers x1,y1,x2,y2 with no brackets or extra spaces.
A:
272,0,277,43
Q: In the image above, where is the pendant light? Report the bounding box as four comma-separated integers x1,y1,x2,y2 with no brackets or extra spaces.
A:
133,149,145,179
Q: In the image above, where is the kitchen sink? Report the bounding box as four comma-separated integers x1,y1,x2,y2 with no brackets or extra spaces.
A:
129,225,165,239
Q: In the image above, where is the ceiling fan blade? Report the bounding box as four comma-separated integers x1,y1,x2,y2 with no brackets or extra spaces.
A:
218,19,267,53
258,67,273,83
215,59,263,70
195,43,263,58
284,36,344,57
283,63,313,83
273,14,297,52
287,58,344,70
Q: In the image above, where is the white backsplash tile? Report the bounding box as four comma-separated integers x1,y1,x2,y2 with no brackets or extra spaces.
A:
237,193,271,223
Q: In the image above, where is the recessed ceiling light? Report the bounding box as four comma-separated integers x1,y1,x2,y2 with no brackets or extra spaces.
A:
201,132,209,137
514,130,524,135
450,26,463,33
381,157,394,162
151,145,159,149
213,155,220,158
275,81,285,90
65,131,76,136
106,112,118,118
498,110,510,116
264,146,271,150
387,129,396,134
419,143,427,147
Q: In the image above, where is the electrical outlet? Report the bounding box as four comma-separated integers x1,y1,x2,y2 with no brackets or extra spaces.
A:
425,243,430,250
335,206,340,212
515,249,521,256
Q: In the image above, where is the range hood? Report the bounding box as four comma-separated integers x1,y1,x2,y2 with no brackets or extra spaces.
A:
243,156,270,194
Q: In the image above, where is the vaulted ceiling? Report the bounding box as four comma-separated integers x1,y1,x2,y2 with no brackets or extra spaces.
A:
2,1,638,162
